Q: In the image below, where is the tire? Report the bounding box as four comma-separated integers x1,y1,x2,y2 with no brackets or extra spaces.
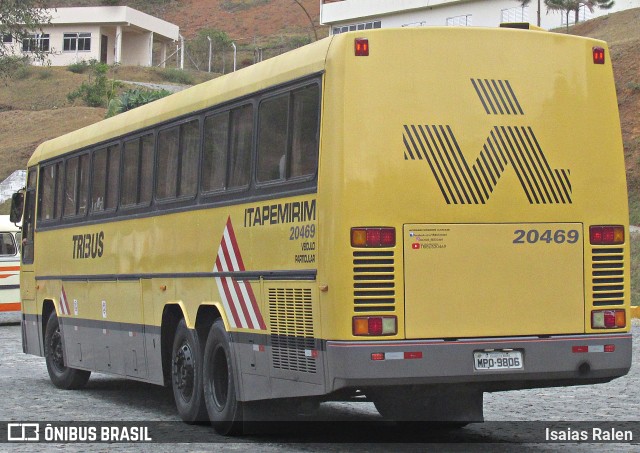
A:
203,319,243,436
171,318,208,423
44,311,91,390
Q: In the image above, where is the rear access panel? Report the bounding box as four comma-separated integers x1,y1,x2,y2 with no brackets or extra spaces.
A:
403,224,584,339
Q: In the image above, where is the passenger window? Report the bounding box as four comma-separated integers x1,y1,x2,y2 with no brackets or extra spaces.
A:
202,112,229,193
257,94,288,183
121,134,154,207
39,164,56,220
156,120,199,200
290,84,319,178
91,144,120,213
63,157,79,217
228,105,253,189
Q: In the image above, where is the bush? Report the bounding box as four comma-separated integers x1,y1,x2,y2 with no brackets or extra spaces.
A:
67,61,90,74
67,60,121,108
158,68,195,85
106,88,171,117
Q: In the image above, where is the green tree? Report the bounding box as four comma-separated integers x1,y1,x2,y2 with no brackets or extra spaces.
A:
0,0,51,77
67,60,121,108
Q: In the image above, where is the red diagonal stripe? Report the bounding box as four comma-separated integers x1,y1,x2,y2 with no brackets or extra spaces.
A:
225,216,246,271
243,281,266,330
216,255,242,327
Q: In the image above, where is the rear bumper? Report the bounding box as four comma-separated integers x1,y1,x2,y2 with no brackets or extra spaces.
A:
326,333,632,392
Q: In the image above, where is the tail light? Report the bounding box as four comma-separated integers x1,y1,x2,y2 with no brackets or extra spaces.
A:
353,316,397,336
351,227,395,247
355,38,369,56
593,46,605,64
589,225,624,245
591,309,625,329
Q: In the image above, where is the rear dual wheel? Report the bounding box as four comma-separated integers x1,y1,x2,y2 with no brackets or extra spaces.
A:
203,319,244,435
171,319,208,423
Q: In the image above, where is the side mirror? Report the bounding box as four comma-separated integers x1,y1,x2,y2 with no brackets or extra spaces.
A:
10,190,24,225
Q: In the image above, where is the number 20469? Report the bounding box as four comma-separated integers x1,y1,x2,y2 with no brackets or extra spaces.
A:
513,229,580,244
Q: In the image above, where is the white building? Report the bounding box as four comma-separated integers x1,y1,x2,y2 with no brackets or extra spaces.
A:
320,0,640,32
3,6,179,67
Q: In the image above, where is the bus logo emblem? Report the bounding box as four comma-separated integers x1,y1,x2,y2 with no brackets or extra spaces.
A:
403,80,572,205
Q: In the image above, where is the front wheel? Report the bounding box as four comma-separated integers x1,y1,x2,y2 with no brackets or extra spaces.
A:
203,319,243,435
44,311,91,390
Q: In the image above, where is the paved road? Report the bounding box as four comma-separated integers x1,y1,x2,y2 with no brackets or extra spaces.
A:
0,314,638,452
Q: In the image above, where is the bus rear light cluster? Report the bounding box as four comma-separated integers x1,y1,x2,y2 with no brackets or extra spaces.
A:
572,345,615,353
589,225,624,245
351,227,396,247
591,309,625,329
353,316,397,336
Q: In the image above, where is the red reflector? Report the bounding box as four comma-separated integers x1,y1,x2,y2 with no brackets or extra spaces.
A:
593,46,605,64
404,351,423,359
371,352,385,361
572,345,588,353
604,344,615,353
355,38,369,56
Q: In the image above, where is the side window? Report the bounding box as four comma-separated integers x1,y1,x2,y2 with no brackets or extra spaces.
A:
0,233,17,256
290,84,320,178
228,104,253,189
121,134,154,208
63,154,89,217
39,164,56,221
256,83,319,184
257,94,288,183
91,144,120,213
156,126,179,200
156,119,199,201
22,168,37,264
202,112,229,194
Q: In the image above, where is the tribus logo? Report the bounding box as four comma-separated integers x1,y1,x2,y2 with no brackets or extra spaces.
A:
403,79,572,205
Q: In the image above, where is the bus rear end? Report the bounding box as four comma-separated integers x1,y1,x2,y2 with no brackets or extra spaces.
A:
318,26,631,421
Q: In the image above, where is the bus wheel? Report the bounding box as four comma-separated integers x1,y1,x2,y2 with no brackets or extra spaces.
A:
203,319,243,436
44,311,90,390
171,318,207,423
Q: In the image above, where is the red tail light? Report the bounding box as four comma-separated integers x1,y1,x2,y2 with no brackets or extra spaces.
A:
355,38,369,56
351,227,395,247
589,225,624,245
593,46,605,64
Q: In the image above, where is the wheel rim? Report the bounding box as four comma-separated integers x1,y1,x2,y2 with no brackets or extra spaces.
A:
211,345,229,410
173,342,195,402
49,326,65,374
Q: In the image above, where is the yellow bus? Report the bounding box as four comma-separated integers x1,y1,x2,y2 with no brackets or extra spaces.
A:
0,215,21,313
13,25,631,434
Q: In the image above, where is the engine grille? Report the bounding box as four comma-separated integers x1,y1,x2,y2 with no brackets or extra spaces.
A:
591,247,625,306
268,287,316,373
353,251,396,313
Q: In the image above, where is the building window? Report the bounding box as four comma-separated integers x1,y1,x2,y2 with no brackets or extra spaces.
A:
446,15,472,26
332,20,381,35
63,32,91,52
2,34,12,43
22,34,49,52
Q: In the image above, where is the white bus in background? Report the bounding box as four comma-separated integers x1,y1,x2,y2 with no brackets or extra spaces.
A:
0,215,20,313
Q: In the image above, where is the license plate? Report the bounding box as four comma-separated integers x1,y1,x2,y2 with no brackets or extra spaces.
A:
474,350,523,370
